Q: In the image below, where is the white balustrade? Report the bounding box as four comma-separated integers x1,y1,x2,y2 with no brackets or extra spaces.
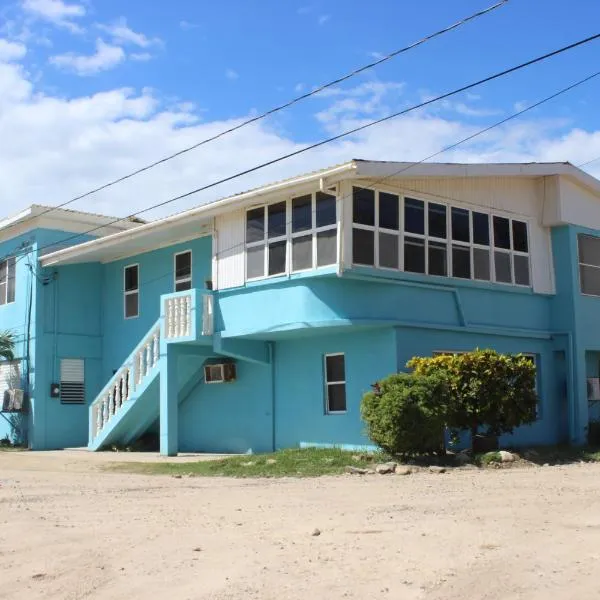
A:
90,323,161,442
164,293,193,339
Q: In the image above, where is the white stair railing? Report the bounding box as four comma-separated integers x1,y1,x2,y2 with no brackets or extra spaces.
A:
91,323,161,442
164,293,192,339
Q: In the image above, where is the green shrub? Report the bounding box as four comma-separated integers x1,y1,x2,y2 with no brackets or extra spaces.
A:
360,373,448,456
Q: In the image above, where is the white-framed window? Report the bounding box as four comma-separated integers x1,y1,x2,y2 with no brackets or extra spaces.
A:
351,186,531,288
578,234,600,296
324,353,346,414
174,250,192,291
0,257,16,306
124,264,139,319
245,191,337,280
60,358,85,405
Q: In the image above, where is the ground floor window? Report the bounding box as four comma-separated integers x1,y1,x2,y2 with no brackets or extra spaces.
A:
324,353,346,413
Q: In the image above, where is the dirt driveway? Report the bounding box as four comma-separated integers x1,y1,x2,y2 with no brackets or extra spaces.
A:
1,450,600,600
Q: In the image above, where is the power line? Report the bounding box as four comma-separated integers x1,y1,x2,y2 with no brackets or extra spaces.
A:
577,155,600,169
6,30,600,266
3,0,508,230
29,67,600,294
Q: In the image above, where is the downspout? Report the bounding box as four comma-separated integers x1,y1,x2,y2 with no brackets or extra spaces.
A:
269,342,276,452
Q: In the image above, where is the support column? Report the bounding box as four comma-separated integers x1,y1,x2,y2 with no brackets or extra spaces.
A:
160,345,179,456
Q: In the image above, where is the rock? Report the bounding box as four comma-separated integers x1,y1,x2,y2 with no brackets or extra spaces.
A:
241,461,255,467
265,458,277,465
499,451,515,463
311,528,321,537
429,466,446,474
523,449,539,461
455,453,471,466
460,463,479,470
345,466,369,475
375,462,397,474
172,474,182,479
543,463,550,467
394,466,412,476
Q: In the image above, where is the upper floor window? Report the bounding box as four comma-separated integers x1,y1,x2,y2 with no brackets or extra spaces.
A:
578,234,600,296
351,186,531,288
0,257,16,306
246,192,337,280
124,264,139,319
174,251,192,291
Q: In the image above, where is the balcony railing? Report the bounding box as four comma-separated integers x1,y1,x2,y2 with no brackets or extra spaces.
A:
161,288,214,342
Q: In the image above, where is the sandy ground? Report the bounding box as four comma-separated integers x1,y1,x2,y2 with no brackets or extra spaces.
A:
1,451,600,600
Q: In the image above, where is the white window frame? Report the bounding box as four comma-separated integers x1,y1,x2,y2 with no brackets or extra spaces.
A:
350,185,531,289
123,263,139,320
324,352,347,415
577,234,600,297
0,257,16,306
174,250,193,291
245,191,338,281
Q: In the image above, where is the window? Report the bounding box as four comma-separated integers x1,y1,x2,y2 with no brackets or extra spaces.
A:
578,234,600,296
60,359,85,405
350,187,531,288
352,187,400,269
124,265,139,319
0,257,16,306
324,353,346,413
174,251,192,291
246,191,338,279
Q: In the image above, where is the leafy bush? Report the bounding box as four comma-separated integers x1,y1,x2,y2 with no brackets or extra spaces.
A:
361,373,448,456
408,349,537,447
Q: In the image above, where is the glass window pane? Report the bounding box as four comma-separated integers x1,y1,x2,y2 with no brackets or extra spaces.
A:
268,202,286,238
379,232,399,269
316,192,336,228
327,384,346,412
495,251,512,283
326,354,345,382
493,216,511,249
428,241,447,276
125,293,138,318
580,265,600,296
428,203,447,239
514,255,530,286
473,248,490,281
379,192,399,230
352,228,375,266
452,245,471,279
246,245,264,279
404,198,424,234
292,195,312,233
175,281,191,292
0,282,6,306
317,229,337,267
353,187,375,226
473,212,489,246
268,240,286,275
0,260,6,284
512,221,528,253
125,266,138,291
246,207,264,243
578,235,600,267
175,252,191,279
292,235,312,271
451,208,470,243
6,272,15,303
404,236,425,273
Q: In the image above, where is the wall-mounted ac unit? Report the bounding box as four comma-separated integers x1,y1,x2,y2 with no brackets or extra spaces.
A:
587,378,600,401
2,389,26,412
204,363,236,384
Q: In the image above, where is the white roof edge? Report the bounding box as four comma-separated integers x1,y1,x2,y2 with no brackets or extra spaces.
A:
39,161,357,266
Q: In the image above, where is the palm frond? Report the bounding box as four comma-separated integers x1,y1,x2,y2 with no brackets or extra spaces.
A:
0,331,15,361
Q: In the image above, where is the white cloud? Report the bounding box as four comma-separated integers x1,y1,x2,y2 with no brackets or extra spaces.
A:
130,52,152,62
369,51,384,61
50,38,125,75
179,20,198,31
97,18,161,48
318,14,330,25
0,39,27,61
0,62,599,227
294,83,304,93
225,68,239,80
22,0,86,33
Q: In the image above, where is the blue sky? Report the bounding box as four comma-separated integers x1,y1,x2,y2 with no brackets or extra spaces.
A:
0,0,599,219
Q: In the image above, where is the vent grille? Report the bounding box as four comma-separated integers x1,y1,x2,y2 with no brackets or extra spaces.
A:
60,359,85,404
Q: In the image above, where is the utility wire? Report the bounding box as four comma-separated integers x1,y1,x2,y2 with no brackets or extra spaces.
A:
19,66,599,293
577,155,600,168
3,0,508,229
5,30,600,267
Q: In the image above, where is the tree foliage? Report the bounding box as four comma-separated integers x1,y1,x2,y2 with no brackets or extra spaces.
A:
360,373,448,456
0,331,14,361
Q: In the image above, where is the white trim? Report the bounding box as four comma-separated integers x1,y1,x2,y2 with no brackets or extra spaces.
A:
324,353,347,415
123,263,139,319
174,250,193,291
0,256,16,307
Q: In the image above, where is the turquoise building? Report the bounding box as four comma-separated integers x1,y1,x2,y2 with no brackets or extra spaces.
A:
1,160,600,455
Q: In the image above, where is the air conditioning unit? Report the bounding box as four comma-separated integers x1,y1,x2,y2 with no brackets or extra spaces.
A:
2,389,26,412
587,378,600,401
204,363,236,384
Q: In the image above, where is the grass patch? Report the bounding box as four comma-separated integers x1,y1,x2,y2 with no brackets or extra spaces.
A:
106,448,380,478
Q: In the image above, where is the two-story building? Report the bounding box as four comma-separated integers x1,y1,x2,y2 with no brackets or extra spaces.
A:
2,160,600,454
